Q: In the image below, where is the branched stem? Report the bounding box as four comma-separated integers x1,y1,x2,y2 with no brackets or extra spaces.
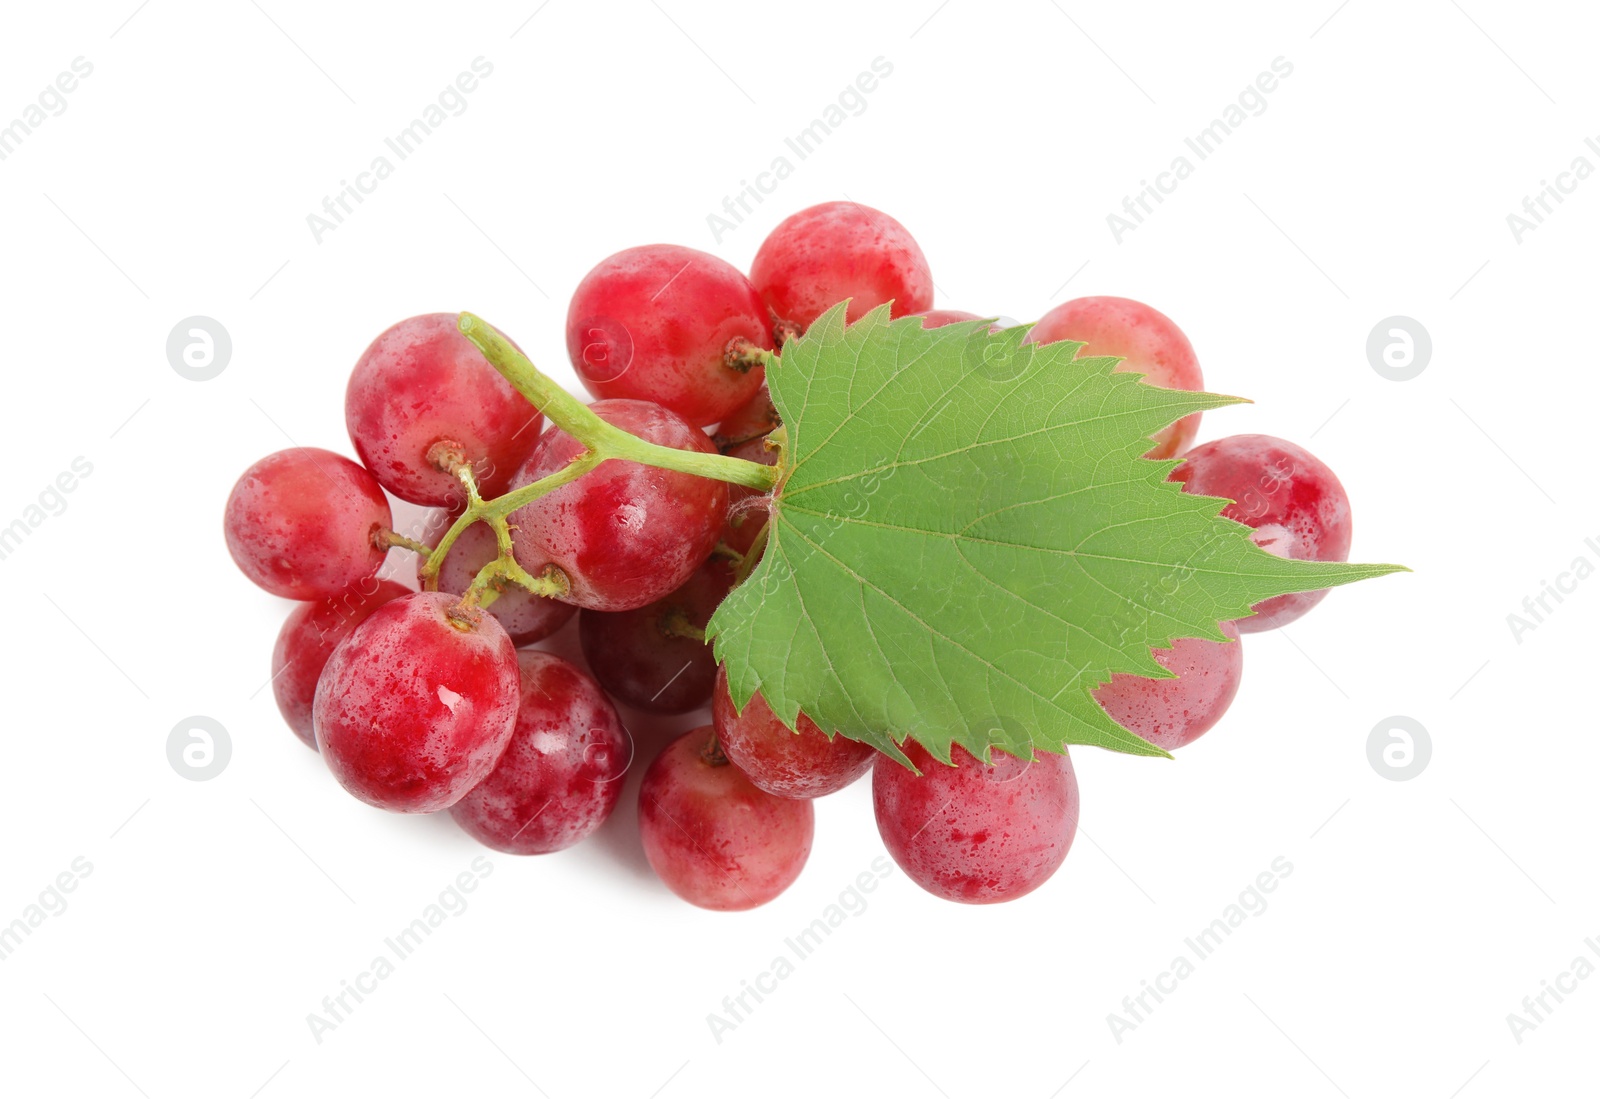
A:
459,312,780,492
428,312,783,613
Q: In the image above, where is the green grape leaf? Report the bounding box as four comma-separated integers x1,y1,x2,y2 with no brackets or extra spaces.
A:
707,304,1404,765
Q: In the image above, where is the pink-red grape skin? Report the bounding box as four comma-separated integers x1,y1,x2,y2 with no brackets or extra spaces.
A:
750,201,934,330
711,666,876,798
313,592,520,813
579,557,734,714
449,651,630,854
346,313,544,506
224,447,391,601
912,309,984,328
509,399,729,612
638,728,814,911
436,521,576,645
272,579,411,749
567,245,772,427
1025,296,1203,459
720,434,778,558
713,383,780,449
1172,434,1352,632
1094,621,1243,750
873,741,1079,904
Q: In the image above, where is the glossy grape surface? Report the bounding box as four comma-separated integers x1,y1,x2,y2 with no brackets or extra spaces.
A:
566,245,772,427
271,579,411,749
224,447,391,601
750,201,933,331
1172,434,1352,632
1025,296,1203,459
449,651,630,854
508,399,728,612
346,313,544,506
1095,620,1243,750
873,740,1079,904
638,728,813,910
712,667,876,798
579,557,734,714
314,591,520,813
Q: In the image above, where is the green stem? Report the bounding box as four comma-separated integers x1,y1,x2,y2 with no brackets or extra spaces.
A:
459,312,780,493
377,529,433,556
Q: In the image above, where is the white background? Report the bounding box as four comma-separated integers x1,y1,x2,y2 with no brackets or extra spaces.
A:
0,1,1594,1096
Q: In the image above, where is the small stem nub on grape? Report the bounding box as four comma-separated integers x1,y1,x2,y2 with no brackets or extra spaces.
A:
723,337,776,375
375,528,434,555
772,318,802,348
658,606,706,644
701,728,729,767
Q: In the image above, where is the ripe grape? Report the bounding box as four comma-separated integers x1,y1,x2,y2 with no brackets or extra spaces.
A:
1025,296,1203,459
346,313,544,506
711,666,876,798
271,579,411,749
436,520,576,645
1094,621,1243,751
1172,434,1352,632
720,434,778,558
638,727,813,910
449,651,630,854
313,591,520,813
578,557,734,714
911,309,983,328
508,399,728,612
224,447,392,601
713,383,779,449
873,740,1079,904
567,245,772,426
750,201,934,332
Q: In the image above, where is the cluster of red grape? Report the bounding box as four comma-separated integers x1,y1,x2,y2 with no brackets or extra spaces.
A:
224,201,1355,910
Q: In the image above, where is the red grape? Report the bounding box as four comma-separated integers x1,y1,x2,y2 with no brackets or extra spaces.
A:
508,399,728,612
566,245,772,427
638,727,813,910
449,651,630,854
224,447,391,601
271,579,411,749
873,740,1079,904
436,521,576,645
1172,434,1352,632
1094,620,1243,751
711,666,876,798
1025,296,1203,459
750,201,934,331
720,434,778,558
713,383,779,449
578,557,734,714
313,591,520,813
911,309,984,328
346,313,544,506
